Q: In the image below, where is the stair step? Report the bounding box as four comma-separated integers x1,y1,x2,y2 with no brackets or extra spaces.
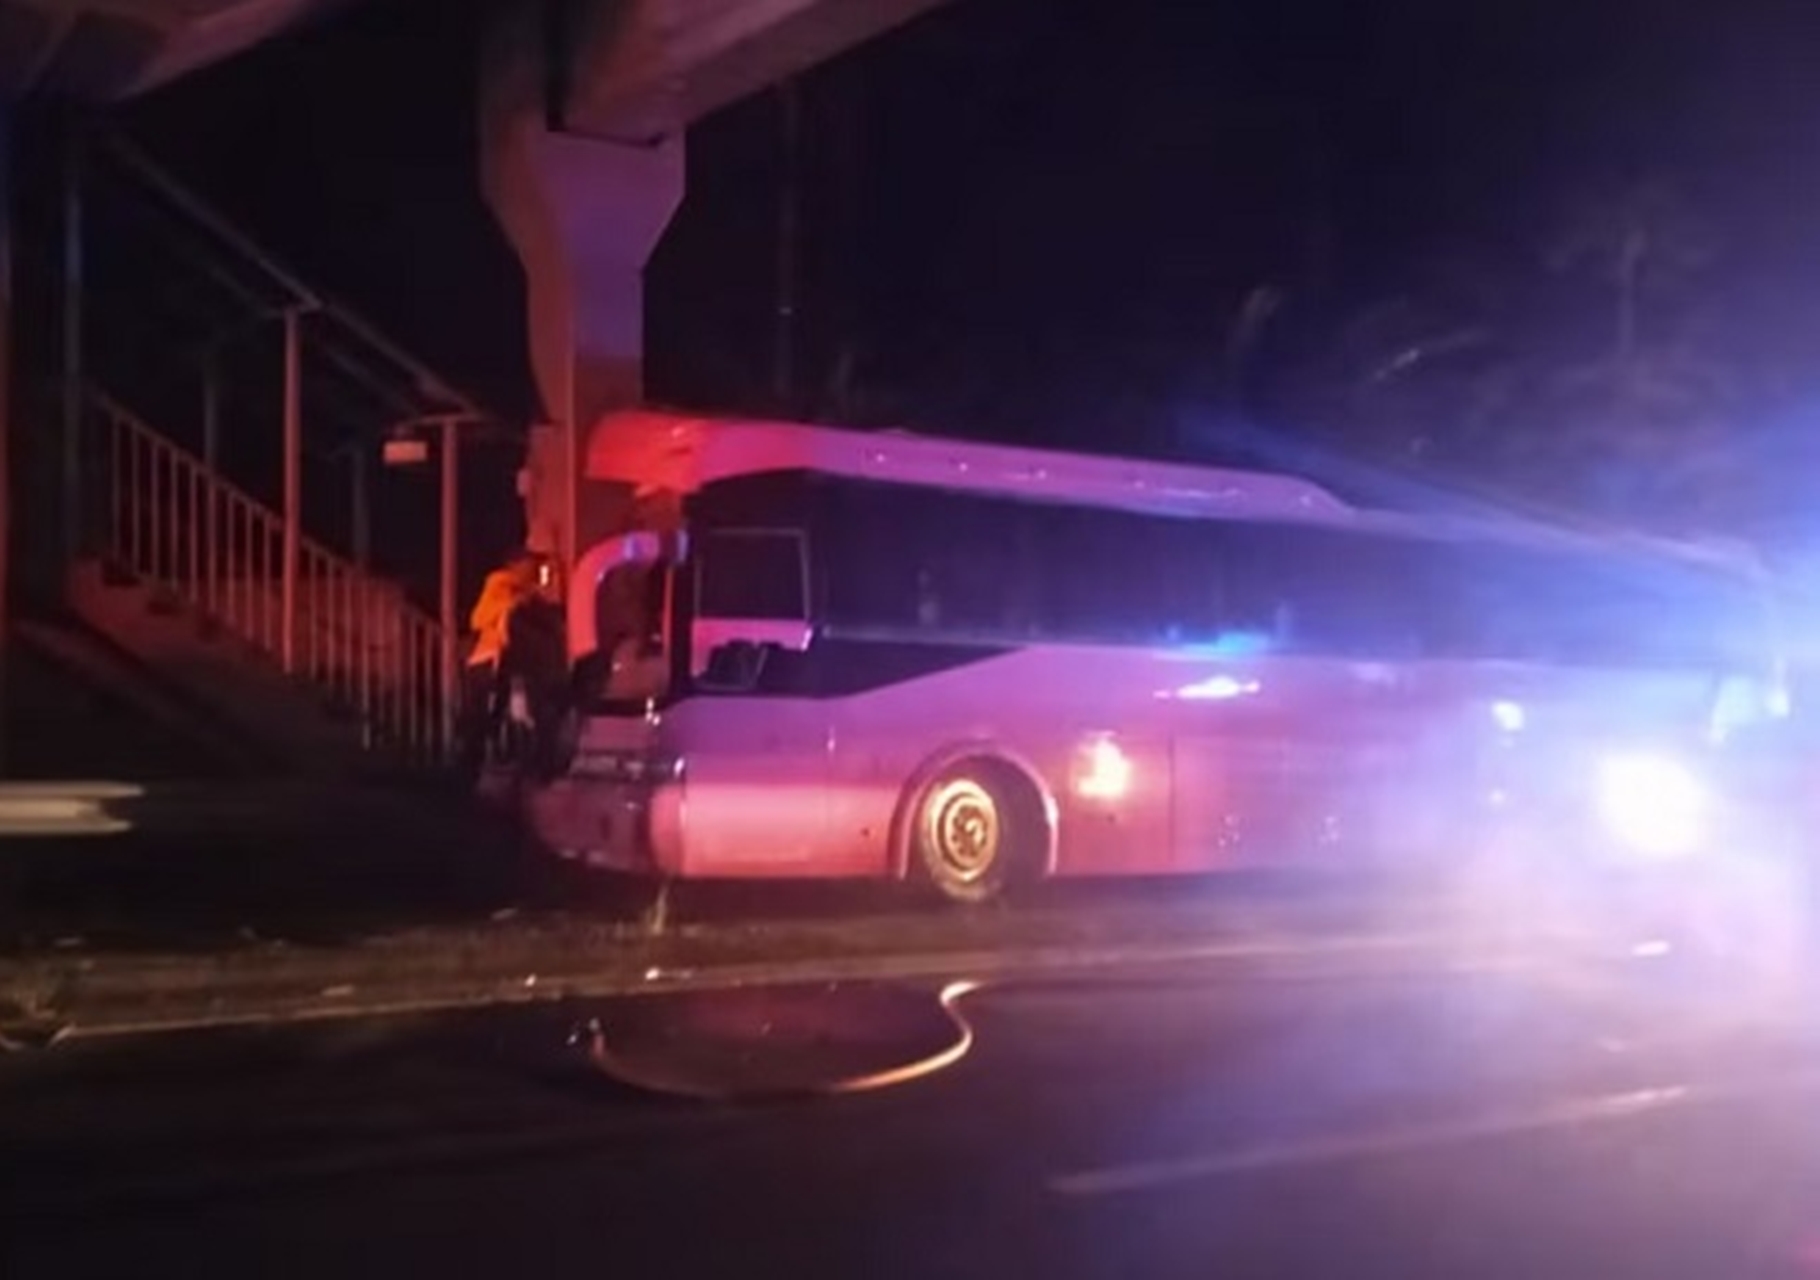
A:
12,617,274,778
66,398,451,776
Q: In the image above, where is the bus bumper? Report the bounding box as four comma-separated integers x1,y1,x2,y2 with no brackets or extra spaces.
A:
524,778,686,876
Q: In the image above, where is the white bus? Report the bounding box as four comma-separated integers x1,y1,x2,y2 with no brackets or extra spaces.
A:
495,409,1788,903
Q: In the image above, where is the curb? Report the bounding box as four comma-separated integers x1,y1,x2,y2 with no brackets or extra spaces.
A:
1,923,1565,1043
0,894,1446,999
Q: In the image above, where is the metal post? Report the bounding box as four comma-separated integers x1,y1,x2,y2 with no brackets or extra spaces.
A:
280,308,302,674
0,108,13,775
60,120,84,566
438,418,460,759
562,335,579,568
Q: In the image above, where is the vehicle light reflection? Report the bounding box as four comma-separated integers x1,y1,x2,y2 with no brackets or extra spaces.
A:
1596,752,1708,858
1171,675,1262,702
1075,736,1135,800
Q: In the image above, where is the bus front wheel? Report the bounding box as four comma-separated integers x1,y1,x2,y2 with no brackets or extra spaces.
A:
910,762,1042,904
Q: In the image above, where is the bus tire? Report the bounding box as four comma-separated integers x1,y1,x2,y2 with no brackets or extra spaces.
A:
909,759,1043,904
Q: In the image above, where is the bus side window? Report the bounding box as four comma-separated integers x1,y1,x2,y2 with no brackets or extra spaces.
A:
696,529,808,622
915,567,942,628
1044,504,1175,645
1002,510,1044,636
1213,524,1298,654
1219,524,1433,661
1463,548,1549,663
823,485,918,632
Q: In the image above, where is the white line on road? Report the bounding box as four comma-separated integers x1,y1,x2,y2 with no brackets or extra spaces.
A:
1048,1071,1820,1197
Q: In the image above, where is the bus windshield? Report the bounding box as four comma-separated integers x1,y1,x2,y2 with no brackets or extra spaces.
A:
687,528,812,693
588,560,674,709
1439,539,1771,672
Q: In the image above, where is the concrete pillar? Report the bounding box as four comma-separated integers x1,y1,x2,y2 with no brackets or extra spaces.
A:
480,5,684,565
59,117,82,567
0,104,11,773
437,417,460,759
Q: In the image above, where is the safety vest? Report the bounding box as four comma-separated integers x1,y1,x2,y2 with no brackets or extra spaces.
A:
468,565,535,667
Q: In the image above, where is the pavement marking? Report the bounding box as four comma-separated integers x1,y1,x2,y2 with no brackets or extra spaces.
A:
1047,1069,1820,1197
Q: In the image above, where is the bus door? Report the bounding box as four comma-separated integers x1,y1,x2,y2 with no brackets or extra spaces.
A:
529,531,679,862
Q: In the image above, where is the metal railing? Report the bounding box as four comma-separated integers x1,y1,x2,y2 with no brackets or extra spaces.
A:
94,394,449,763
91,130,488,426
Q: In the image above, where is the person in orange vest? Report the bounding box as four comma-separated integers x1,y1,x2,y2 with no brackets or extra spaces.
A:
461,549,557,773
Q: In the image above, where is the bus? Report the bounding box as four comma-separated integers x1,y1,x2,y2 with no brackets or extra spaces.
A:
495,409,1791,903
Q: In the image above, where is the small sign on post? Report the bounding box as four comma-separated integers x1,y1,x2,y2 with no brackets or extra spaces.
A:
383,435,430,467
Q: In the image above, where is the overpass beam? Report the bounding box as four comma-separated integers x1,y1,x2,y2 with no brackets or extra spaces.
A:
481,0,954,562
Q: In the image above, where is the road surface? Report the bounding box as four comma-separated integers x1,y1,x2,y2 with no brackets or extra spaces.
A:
6,955,1820,1278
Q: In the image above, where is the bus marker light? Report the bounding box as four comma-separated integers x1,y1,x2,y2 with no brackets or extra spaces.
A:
1174,675,1261,701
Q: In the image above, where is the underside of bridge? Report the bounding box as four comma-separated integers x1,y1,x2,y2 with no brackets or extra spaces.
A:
0,0,955,572
479,0,954,561
0,0,354,98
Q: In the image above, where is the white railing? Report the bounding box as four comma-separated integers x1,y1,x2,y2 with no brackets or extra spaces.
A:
94,394,449,764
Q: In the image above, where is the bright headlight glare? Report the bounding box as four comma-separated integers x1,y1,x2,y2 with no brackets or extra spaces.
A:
1595,752,1707,858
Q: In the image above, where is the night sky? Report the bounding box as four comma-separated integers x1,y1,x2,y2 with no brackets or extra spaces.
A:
116,0,1820,547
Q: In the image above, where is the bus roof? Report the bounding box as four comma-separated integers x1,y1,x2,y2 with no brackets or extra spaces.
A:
584,408,1353,522
581,410,1765,580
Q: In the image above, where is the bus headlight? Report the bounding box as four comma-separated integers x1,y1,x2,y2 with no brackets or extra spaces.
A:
1595,752,1708,858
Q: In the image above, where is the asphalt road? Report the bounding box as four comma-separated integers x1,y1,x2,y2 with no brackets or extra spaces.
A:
8,956,1820,1279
